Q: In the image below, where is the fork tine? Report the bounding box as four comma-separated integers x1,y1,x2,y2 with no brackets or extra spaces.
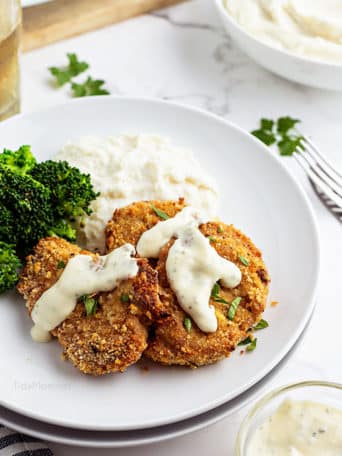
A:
302,134,342,183
298,149,342,196
293,151,342,208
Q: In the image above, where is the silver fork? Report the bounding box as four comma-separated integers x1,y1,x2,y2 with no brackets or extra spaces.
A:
293,135,342,222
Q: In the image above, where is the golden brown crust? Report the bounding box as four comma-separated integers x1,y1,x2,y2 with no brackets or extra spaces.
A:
17,237,160,375
105,198,186,251
105,200,270,368
145,222,269,367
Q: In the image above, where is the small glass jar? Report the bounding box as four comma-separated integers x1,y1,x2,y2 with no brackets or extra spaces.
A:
0,0,21,121
235,380,342,455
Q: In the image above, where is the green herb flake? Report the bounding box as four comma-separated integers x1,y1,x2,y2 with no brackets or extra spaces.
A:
251,129,276,146
227,296,242,320
150,204,169,220
71,76,110,98
239,255,249,266
217,225,224,234
254,319,269,330
82,295,98,317
278,135,304,156
49,53,89,87
57,260,65,269
184,317,192,333
276,116,300,135
238,336,252,346
208,236,217,243
246,338,257,352
120,293,130,303
211,282,229,305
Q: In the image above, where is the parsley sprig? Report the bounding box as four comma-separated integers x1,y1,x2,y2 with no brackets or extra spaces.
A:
49,53,110,98
49,53,89,87
252,116,305,156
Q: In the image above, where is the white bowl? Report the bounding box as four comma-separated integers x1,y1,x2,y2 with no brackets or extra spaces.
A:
214,0,342,91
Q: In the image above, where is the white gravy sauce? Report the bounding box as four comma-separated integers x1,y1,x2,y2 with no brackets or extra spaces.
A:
137,207,241,332
31,244,138,342
248,399,342,456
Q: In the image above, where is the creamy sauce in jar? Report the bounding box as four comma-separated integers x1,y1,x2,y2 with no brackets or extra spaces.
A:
31,244,138,342
247,399,342,456
224,0,342,64
137,207,241,332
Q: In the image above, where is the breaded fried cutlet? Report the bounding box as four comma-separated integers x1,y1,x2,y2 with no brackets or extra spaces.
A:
17,237,161,375
106,200,270,367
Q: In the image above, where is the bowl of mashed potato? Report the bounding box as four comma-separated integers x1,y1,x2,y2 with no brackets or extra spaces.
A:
235,380,342,456
215,0,342,90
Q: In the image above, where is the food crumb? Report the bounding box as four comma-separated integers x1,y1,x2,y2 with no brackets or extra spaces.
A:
240,350,244,355
271,300,279,307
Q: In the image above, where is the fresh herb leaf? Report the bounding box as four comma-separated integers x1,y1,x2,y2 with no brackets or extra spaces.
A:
49,53,89,86
227,296,242,320
120,293,130,303
238,255,249,266
246,338,257,352
261,118,274,131
71,77,109,97
277,116,300,135
252,116,304,156
210,282,229,304
254,319,269,330
238,336,252,346
82,295,98,317
57,260,65,269
278,135,304,156
184,317,192,333
251,129,276,146
150,204,169,220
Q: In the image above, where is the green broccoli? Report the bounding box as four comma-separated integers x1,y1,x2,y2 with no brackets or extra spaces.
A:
48,220,76,242
30,160,99,219
0,168,54,251
0,242,21,294
0,204,17,244
0,145,36,175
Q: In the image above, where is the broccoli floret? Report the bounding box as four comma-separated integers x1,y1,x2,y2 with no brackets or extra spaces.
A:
30,160,99,219
0,167,54,251
0,204,17,244
0,242,21,294
48,220,76,242
0,145,36,175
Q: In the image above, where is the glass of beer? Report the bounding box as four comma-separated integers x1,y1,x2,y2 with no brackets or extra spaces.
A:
0,0,21,121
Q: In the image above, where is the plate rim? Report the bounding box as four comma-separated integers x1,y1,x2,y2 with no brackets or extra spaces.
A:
0,96,321,430
0,315,310,448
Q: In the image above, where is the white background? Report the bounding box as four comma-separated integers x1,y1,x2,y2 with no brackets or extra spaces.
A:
20,0,342,454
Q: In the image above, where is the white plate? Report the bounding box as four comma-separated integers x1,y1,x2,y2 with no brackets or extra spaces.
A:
22,0,51,7
0,97,320,431
0,321,308,448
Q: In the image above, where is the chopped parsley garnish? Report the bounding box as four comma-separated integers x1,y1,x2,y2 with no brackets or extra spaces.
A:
252,116,305,156
238,255,249,266
254,319,269,330
184,317,192,333
82,295,98,317
238,336,253,346
49,53,89,86
208,236,217,243
150,204,169,220
217,225,224,234
120,293,130,303
57,260,65,269
246,338,257,352
71,77,109,98
227,296,242,320
210,282,229,305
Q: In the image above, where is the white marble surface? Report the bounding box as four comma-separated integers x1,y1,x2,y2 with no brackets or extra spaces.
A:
18,0,342,454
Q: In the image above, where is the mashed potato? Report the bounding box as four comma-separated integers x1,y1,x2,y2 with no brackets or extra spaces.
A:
224,0,342,64
55,135,218,252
